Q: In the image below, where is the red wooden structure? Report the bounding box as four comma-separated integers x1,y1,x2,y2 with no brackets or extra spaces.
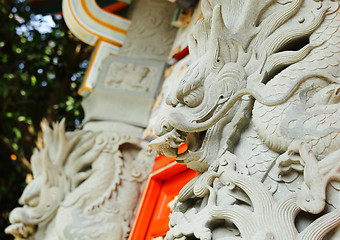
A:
129,144,198,240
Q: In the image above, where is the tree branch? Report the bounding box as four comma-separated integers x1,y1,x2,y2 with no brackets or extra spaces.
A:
0,134,31,171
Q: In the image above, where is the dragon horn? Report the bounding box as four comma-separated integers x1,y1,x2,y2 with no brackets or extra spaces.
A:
208,4,230,60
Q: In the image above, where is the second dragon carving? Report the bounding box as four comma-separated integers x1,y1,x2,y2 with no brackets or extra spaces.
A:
150,0,340,239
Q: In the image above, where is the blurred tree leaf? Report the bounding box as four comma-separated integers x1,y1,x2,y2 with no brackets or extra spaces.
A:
0,0,93,238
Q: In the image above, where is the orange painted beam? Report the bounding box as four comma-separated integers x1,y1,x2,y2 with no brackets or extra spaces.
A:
102,1,128,13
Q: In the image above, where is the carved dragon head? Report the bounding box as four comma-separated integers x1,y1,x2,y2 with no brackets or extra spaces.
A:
5,119,86,239
150,0,333,172
6,119,154,240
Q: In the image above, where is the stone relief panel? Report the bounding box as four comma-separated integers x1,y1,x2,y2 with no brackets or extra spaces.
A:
5,120,154,240
119,0,177,61
97,56,166,98
104,62,156,93
82,55,166,127
150,0,340,239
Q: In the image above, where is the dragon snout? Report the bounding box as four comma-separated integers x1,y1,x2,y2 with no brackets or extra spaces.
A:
153,115,174,137
150,114,187,157
9,207,30,225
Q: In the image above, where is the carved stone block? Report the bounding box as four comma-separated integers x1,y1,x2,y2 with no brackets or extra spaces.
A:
119,0,177,61
82,56,166,127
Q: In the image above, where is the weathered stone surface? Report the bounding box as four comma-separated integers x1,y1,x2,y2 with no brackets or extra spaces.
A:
119,0,177,61
5,120,154,240
151,0,340,239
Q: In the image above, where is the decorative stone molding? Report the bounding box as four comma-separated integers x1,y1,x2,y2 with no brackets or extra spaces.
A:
150,0,340,239
5,120,154,240
118,0,178,61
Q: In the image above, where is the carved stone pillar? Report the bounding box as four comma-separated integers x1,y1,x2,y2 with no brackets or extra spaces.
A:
150,0,340,239
81,0,177,127
5,0,178,239
119,0,177,61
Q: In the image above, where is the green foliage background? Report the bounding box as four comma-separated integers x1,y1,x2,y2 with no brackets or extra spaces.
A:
0,0,92,238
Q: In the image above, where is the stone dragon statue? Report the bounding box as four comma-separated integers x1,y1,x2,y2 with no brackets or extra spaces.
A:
150,0,340,239
5,119,153,240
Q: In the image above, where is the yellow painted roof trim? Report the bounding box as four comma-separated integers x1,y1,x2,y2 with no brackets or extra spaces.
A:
62,0,131,46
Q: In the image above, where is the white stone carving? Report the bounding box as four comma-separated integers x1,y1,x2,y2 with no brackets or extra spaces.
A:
150,0,340,239
5,119,154,240
119,0,177,61
82,56,166,127
104,62,156,92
